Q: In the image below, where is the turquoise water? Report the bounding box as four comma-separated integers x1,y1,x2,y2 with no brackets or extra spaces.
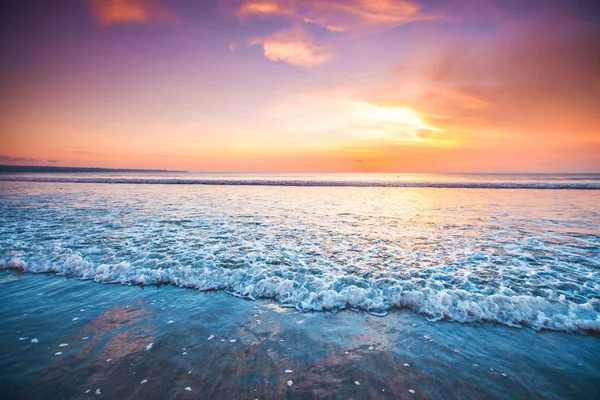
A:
0,173,599,398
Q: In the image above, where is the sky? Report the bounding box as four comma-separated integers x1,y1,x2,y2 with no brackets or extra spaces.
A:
0,0,599,172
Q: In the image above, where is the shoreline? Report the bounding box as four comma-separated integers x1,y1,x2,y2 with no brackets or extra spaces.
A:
1,270,599,399
3,266,598,335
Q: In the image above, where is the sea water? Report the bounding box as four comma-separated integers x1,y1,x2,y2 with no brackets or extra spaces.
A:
1,173,598,332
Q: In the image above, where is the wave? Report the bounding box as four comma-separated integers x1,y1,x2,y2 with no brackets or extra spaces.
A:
2,256,599,333
1,176,599,189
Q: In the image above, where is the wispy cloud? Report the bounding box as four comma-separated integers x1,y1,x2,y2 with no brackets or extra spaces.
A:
237,0,295,19
250,26,335,67
391,16,600,144
0,155,40,163
305,0,434,32
88,0,176,26
236,0,434,32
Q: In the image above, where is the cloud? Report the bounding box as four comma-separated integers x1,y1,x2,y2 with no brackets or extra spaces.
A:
250,26,335,67
236,0,434,32
305,0,435,32
88,0,175,26
419,18,599,141
323,24,345,32
237,0,296,19
47,159,61,163
0,155,40,163
363,11,600,168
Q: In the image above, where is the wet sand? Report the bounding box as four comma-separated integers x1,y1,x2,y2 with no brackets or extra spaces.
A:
1,270,599,399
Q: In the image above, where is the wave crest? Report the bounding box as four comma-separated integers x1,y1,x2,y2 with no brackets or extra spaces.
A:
3,255,599,332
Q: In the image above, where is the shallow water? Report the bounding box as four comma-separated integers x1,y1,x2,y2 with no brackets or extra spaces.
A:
1,179,599,331
1,271,599,399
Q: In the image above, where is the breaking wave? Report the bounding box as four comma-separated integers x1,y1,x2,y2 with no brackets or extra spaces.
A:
2,251,599,333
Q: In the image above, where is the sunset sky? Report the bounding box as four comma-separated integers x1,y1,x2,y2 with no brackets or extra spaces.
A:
1,0,599,172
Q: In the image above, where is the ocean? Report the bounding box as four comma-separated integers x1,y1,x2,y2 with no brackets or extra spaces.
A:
1,173,599,398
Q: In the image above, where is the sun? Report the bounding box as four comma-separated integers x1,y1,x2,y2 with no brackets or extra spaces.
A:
348,102,441,142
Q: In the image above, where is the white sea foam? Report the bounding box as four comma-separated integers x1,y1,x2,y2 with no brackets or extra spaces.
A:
8,258,26,268
2,251,598,331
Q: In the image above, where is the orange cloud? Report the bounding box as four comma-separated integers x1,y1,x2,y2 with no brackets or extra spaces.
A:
249,26,335,67
89,0,175,25
361,14,600,166
237,0,296,19
305,0,433,31
236,0,434,32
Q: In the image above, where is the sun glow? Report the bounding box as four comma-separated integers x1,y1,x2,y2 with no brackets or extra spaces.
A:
349,102,441,142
